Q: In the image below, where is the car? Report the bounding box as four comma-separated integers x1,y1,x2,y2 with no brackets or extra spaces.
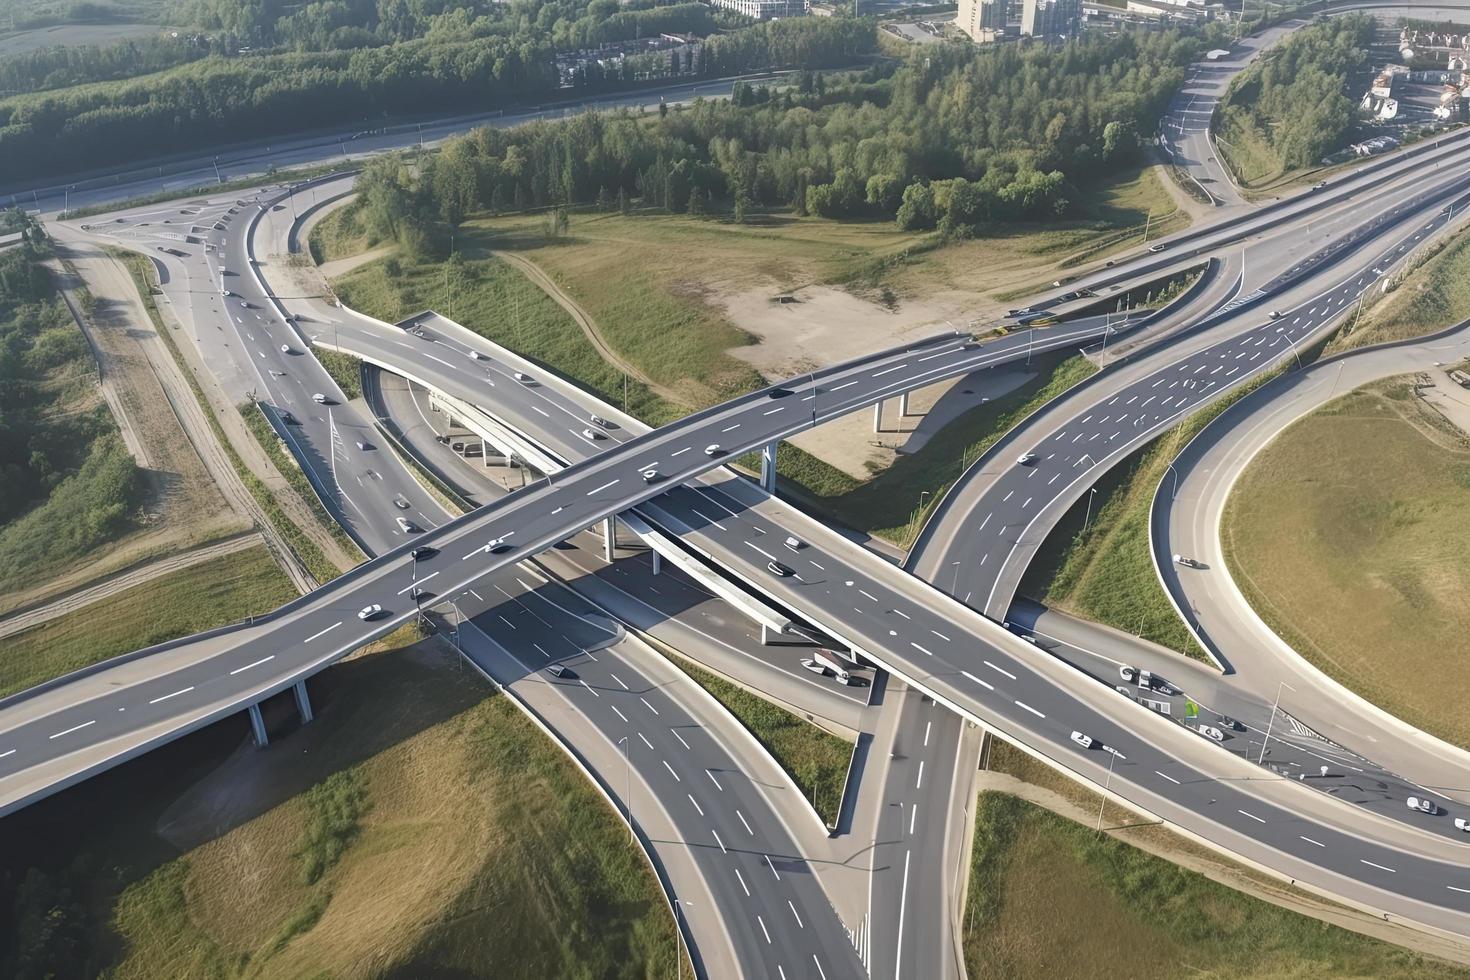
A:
393,497,410,509
1070,731,1095,749
1115,685,1134,698
281,411,299,425
1148,243,1167,253
1407,796,1439,814
767,560,793,577
800,659,829,676
1198,725,1225,742
1217,715,1242,731
1017,452,1038,465
280,344,292,353
582,427,603,441
547,663,567,678
784,535,803,551
396,516,417,533
589,414,609,428
468,350,482,359
1172,554,1201,568
239,300,250,309
514,371,531,383
223,289,235,297
1268,310,1283,320
284,312,299,322
704,444,723,456
488,538,512,554
1314,180,1328,190
1119,665,1138,683
357,603,383,620
312,392,328,404
641,468,661,483
768,387,793,399
356,440,372,451
1455,817,1470,832
411,546,437,560
1105,259,1116,267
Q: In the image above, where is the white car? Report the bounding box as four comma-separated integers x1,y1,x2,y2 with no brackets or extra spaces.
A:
582,427,603,441
468,350,481,359
704,444,722,456
1407,796,1439,815
312,392,327,404
514,371,531,383
1070,730,1095,749
641,468,660,483
800,659,828,676
1455,817,1470,832
1017,452,1038,465
589,414,608,428
395,516,417,533
1268,310,1283,320
1197,725,1225,742
280,344,292,354
1172,554,1201,568
357,603,382,621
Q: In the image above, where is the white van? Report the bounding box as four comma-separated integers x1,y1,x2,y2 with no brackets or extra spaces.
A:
813,649,854,685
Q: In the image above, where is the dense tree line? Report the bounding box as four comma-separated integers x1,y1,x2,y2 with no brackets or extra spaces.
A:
0,35,210,97
0,2,859,184
356,28,1194,248
1218,15,1372,170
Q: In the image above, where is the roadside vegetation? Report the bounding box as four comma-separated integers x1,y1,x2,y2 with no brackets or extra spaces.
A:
0,220,145,600
313,346,363,401
0,640,683,978
1222,377,1470,749
678,660,851,827
1215,16,1373,187
793,353,1097,545
238,405,363,561
962,789,1470,979
0,544,295,697
1328,226,1470,354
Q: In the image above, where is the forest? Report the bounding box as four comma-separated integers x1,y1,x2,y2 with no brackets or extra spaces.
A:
1216,14,1372,171
0,7,867,184
352,28,1200,249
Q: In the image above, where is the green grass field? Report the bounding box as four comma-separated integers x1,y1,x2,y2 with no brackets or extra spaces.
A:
0,544,295,697
962,791,1470,979
1222,378,1470,749
1328,228,1470,354
0,637,682,978
678,661,852,827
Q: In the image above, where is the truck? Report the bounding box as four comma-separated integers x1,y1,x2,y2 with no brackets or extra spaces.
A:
812,649,854,685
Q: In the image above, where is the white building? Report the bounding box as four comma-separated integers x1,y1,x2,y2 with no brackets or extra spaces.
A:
709,0,808,19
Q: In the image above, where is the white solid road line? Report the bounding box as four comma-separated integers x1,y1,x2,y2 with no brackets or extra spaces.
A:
735,868,751,896
916,760,925,789
586,478,620,496
578,679,599,698
893,849,912,980
765,853,782,880
641,696,660,716
707,769,724,792
396,570,439,594
149,686,196,705
688,793,704,816
0,749,14,760
712,827,727,853
671,728,691,750
1300,835,1326,848
737,809,754,835
663,760,680,781
49,720,96,740
757,914,772,943
1361,859,1397,873
1237,809,1266,824
638,732,653,750
230,654,276,675
1155,770,1181,785
1449,885,1470,894
304,621,341,643
788,900,804,928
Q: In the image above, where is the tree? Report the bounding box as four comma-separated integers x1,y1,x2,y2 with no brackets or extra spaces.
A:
895,181,936,230
1101,120,1139,167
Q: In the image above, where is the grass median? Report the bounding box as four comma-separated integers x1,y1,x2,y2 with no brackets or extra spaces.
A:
676,660,852,828
0,544,296,697
238,404,362,562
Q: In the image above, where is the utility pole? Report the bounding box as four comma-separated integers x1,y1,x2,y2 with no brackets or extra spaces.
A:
1096,749,1118,832
1259,681,1295,764
1083,486,1098,530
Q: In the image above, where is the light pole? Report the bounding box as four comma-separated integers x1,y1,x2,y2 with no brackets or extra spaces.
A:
918,490,931,510
1166,462,1180,501
1258,680,1296,764
1096,749,1118,832
616,735,633,844
951,560,961,595
1083,486,1098,530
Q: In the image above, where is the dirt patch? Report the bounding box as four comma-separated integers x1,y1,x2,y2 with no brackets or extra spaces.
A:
318,245,393,281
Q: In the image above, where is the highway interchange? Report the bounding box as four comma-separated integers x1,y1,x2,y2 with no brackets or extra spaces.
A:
9,10,1470,977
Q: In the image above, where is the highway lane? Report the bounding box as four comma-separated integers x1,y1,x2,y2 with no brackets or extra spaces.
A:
911,164,1470,617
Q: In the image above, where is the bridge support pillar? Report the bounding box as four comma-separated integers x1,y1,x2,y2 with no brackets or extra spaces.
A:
652,550,662,576
899,391,910,417
248,703,269,748
293,680,314,724
873,400,882,433
759,440,779,494
603,515,617,562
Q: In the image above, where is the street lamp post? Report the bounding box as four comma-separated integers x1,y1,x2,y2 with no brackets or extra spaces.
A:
1096,749,1118,832
1258,680,1296,764
1083,486,1098,530
951,560,961,595
1166,462,1180,501
616,735,633,844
